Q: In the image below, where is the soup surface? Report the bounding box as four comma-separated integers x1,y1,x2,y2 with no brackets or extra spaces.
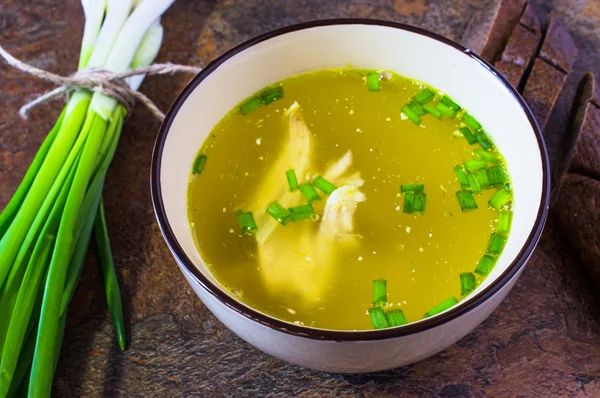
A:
187,69,513,330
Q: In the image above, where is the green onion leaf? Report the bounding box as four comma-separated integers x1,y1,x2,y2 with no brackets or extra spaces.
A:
476,169,491,189
424,297,459,317
236,210,258,234
386,309,408,326
260,86,284,105
441,96,461,111
267,201,292,226
467,174,482,193
497,211,513,235
456,190,478,212
288,204,315,222
475,148,500,164
286,169,299,191
408,102,426,116
460,272,476,295
462,113,482,131
372,279,387,304
464,158,487,172
403,192,415,214
435,102,457,118
476,130,495,149
299,183,321,203
368,307,390,329
475,254,497,275
367,72,380,91
400,184,424,193
192,154,207,174
487,166,508,186
313,176,337,195
459,127,477,145
454,166,469,188
239,96,262,115
414,89,434,105
413,192,427,212
487,232,506,255
402,105,421,125
422,103,442,119
489,188,512,210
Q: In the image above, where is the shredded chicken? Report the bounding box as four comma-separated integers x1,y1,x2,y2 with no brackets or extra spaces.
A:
252,103,366,305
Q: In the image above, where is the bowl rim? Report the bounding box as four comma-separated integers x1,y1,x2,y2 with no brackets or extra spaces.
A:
151,18,550,341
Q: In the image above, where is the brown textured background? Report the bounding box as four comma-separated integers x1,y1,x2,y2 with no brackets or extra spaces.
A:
1,0,599,396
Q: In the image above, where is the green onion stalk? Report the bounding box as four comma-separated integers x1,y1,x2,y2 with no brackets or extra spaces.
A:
0,0,175,396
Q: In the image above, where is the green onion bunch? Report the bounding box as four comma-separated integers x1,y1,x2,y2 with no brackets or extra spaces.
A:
0,0,175,396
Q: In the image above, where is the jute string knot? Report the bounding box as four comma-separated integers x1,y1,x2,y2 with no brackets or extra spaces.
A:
0,44,203,121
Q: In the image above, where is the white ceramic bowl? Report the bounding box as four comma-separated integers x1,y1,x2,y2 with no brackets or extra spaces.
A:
151,20,550,373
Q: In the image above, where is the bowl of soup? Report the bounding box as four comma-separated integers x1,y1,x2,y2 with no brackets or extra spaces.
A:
151,19,550,373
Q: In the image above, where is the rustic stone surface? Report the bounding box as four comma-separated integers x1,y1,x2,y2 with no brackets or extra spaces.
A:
1,0,600,397
462,0,526,63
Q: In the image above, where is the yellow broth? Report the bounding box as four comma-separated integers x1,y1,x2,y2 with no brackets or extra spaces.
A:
187,69,510,330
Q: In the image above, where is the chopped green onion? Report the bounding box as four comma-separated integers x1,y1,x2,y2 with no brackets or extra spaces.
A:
401,105,421,125
475,254,496,275
476,130,495,149
497,211,513,235
413,192,427,212
456,190,478,212
286,169,299,191
367,73,380,91
487,232,506,255
368,307,389,329
266,201,292,226
386,309,408,326
435,102,457,118
239,96,262,115
441,96,461,111
422,103,442,119
400,184,424,193
260,86,284,105
424,297,459,317
476,169,491,189
192,154,207,174
462,113,482,131
288,204,315,222
475,148,500,164
460,272,476,295
299,183,321,203
464,158,487,172
313,176,336,195
414,88,434,104
454,166,469,188
408,102,426,116
236,210,258,234
459,127,477,145
467,174,482,193
372,279,387,304
403,192,415,214
403,192,426,214
489,188,512,210
487,166,508,186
